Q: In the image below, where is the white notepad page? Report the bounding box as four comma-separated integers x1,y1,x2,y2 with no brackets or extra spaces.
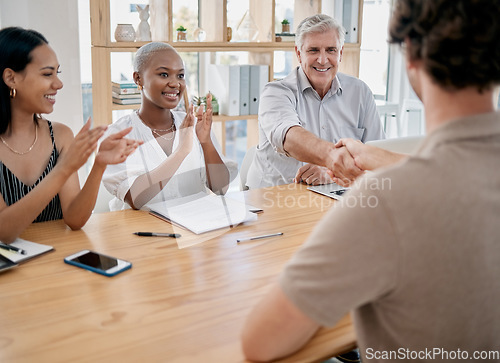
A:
0,238,54,263
148,192,258,234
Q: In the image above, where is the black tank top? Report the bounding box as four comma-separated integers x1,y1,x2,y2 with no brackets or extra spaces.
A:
0,120,63,222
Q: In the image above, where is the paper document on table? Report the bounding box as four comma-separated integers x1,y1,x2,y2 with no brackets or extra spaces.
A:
148,192,258,234
225,191,263,214
0,238,54,263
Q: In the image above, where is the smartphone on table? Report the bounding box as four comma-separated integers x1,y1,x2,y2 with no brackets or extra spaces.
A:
0,254,17,273
64,250,131,277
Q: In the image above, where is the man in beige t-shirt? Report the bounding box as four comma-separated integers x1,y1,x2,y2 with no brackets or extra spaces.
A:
241,0,500,362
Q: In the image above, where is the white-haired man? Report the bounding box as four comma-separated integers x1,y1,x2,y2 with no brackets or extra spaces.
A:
247,14,385,189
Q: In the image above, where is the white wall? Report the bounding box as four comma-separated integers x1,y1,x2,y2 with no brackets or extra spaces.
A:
0,0,83,134
77,0,92,84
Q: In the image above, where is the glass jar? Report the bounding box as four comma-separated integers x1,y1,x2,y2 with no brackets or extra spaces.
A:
177,30,187,41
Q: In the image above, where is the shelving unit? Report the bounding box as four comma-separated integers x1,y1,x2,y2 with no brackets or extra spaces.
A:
90,0,363,150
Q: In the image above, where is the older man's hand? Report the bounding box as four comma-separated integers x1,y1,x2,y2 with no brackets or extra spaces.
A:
294,164,334,185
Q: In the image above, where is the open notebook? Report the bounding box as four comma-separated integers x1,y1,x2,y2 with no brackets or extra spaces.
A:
148,192,258,234
0,238,54,263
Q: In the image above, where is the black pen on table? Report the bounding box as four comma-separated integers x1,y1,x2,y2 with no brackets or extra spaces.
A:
237,232,283,243
133,232,181,238
0,242,26,255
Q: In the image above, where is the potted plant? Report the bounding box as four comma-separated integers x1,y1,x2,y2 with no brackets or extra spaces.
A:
176,25,187,41
281,19,290,33
209,93,219,115
192,92,219,115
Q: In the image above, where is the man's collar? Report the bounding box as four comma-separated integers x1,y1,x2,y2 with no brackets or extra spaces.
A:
297,66,342,96
332,76,342,95
297,67,312,93
417,111,500,156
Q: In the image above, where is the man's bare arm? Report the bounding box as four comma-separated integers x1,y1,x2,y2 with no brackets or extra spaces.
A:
241,284,320,362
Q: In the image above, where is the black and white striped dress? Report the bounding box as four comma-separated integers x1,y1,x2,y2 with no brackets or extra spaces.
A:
0,120,63,222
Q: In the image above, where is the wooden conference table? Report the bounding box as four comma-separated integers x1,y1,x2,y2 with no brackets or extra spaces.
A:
0,184,356,363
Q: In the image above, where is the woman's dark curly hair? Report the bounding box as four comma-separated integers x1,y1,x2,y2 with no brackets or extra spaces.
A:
389,0,500,92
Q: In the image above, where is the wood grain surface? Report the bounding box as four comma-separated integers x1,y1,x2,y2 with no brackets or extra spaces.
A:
0,184,355,363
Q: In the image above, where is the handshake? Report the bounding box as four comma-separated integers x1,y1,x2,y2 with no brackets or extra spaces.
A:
294,138,406,187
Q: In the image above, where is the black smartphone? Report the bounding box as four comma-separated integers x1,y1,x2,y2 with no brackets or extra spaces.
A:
64,250,131,277
0,254,17,273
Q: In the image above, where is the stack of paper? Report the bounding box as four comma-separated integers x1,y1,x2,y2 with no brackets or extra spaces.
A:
148,192,258,234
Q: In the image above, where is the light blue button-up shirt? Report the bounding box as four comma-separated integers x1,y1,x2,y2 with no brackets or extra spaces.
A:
247,67,385,189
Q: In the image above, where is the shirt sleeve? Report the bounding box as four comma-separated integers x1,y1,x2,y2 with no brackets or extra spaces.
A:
359,85,386,142
258,81,303,155
101,142,152,202
208,130,239,186
279,184,399,327
100,115,156,203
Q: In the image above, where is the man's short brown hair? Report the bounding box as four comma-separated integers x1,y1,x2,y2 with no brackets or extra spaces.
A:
389,0,500,92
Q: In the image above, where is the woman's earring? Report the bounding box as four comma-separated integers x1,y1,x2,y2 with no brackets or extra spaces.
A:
9,88,17,98
138,85,143,91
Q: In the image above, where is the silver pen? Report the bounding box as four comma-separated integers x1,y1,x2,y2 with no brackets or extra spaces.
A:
237,232,283,243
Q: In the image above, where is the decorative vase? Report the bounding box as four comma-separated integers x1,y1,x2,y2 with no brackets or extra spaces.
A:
115,24,136,42
177,30,187,41
282,24,290,33
236,10,259,41
193,27,206,42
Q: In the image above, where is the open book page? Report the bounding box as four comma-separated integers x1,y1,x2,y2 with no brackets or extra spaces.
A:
0,238,54,263
148,192,258,235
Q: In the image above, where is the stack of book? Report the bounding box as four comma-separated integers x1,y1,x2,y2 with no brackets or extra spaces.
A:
112,81,141,105
275,33,295,42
